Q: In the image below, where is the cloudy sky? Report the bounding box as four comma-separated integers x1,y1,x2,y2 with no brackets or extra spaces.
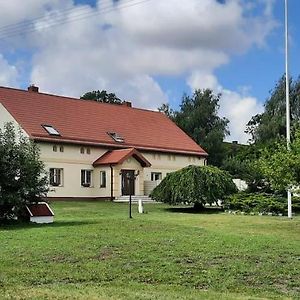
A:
0,0,299,143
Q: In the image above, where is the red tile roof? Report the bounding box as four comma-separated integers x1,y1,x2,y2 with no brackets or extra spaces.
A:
0,86,207,156
26,203,54,217
93,148,151,167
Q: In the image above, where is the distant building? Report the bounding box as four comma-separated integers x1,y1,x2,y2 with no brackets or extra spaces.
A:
0,85,207,200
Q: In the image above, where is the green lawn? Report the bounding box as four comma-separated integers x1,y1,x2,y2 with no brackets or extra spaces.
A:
0,201,299,300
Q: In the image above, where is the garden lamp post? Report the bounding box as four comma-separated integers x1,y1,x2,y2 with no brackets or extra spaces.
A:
127,171,139,219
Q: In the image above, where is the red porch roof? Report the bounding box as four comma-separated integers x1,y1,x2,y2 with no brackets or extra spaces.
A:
93,148,151,167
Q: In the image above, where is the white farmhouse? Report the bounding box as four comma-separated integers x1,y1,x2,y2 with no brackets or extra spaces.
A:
0,85,208,200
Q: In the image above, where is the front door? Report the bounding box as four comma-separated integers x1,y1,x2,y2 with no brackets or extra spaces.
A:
121,170,135,196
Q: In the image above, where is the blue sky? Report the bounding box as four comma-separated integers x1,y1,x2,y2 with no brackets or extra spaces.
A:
0,0,298,143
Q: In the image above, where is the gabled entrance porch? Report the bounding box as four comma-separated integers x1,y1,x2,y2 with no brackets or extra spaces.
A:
93,148,151,199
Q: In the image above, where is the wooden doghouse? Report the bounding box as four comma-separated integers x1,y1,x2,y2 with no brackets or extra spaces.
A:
25,202,54,224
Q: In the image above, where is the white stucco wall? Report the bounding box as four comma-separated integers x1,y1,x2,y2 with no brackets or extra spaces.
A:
38,142,206,199
0,104,206,199
142,151,204,180
40,143,111,198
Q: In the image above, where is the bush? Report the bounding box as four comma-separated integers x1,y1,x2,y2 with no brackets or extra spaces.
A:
0,123,48,222
224,193,300,215
150,165,237,208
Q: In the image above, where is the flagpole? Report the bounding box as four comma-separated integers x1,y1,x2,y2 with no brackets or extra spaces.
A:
285,0,292,219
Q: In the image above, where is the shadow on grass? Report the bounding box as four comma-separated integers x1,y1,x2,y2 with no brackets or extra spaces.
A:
0,220,98,230
164,206,224,214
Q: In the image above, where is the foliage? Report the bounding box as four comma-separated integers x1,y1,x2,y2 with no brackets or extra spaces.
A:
159,89,229,166
246,76,300,144
174,90,229,166
0,123,48,222
157,103,175,119
222,141,247,159
150,165,237,207
221,157,271,193
80,90,122,104
258,131,300,193
224,192,300,214
224,192,289,214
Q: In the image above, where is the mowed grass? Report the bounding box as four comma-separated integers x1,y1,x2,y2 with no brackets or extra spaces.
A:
0,202,299,300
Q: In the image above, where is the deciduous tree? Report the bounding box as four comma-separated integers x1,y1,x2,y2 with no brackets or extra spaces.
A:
174,90,229,166
80,90,122,104
150,165,237,209
246,76,300,144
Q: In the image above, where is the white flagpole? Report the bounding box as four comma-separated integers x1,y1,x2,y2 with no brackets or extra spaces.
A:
285,0,292,219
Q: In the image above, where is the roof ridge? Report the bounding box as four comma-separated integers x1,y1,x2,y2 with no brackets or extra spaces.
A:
0,85,163,115
0,85,207,156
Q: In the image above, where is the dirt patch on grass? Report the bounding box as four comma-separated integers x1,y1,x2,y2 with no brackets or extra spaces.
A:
93,246,119,261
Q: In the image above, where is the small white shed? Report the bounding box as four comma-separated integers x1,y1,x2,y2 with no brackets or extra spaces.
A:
26,202,54,224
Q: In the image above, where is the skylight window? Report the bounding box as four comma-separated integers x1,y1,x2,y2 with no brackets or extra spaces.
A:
42,125,60,136
107,132,124,143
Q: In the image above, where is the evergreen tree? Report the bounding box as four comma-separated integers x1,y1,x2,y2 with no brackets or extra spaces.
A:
0,123,48,222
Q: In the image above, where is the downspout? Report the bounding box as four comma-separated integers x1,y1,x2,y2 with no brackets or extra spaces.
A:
110,164,114,201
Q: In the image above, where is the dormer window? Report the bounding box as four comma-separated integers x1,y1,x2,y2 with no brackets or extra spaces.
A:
42,125,60,136
107,132,124,143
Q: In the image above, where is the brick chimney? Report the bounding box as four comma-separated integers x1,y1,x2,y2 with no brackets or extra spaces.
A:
28,84,39,93
122,101,132,107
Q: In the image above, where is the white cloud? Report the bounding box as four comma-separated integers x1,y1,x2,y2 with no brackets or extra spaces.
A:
0,55,18,86
187,72,263,144
0,0,275,128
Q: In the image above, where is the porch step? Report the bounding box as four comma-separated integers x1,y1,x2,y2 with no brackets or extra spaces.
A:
114,195,156,203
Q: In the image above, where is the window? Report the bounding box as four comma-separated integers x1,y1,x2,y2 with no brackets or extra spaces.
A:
151,172,162,181
49,168,63,186
42,125,60,136
53,145,57,152
86,148,91,155
81,170,92,187
80,147,85,154
100,171,106,188
107,132,124,143
59,145,64,152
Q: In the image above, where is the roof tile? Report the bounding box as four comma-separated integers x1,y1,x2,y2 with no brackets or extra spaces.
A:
0,86,207,156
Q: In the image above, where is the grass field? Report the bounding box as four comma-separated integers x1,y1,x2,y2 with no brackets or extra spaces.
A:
0,201,299,300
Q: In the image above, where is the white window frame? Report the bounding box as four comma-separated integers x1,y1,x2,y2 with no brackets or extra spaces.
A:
100,171,106,188
81,169,92,187
42,125,60,136
151,172,162,181
49,168,63,187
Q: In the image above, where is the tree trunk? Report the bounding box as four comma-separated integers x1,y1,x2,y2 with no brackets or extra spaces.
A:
193,202,205,211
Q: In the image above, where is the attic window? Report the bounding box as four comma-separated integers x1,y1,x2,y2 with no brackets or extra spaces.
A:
42,125,60,136
107,132,124,143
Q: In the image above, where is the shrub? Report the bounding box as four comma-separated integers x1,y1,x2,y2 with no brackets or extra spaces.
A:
150,165,237,208
224,192,300,215
0,123,48,222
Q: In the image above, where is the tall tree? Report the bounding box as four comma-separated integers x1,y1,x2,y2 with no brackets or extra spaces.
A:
258,131,300,194
158,103,175,119
246,76,300,144
80,90,122,104
173,89,229,166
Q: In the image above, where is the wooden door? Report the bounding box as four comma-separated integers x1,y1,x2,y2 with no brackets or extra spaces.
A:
121,170,135,196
